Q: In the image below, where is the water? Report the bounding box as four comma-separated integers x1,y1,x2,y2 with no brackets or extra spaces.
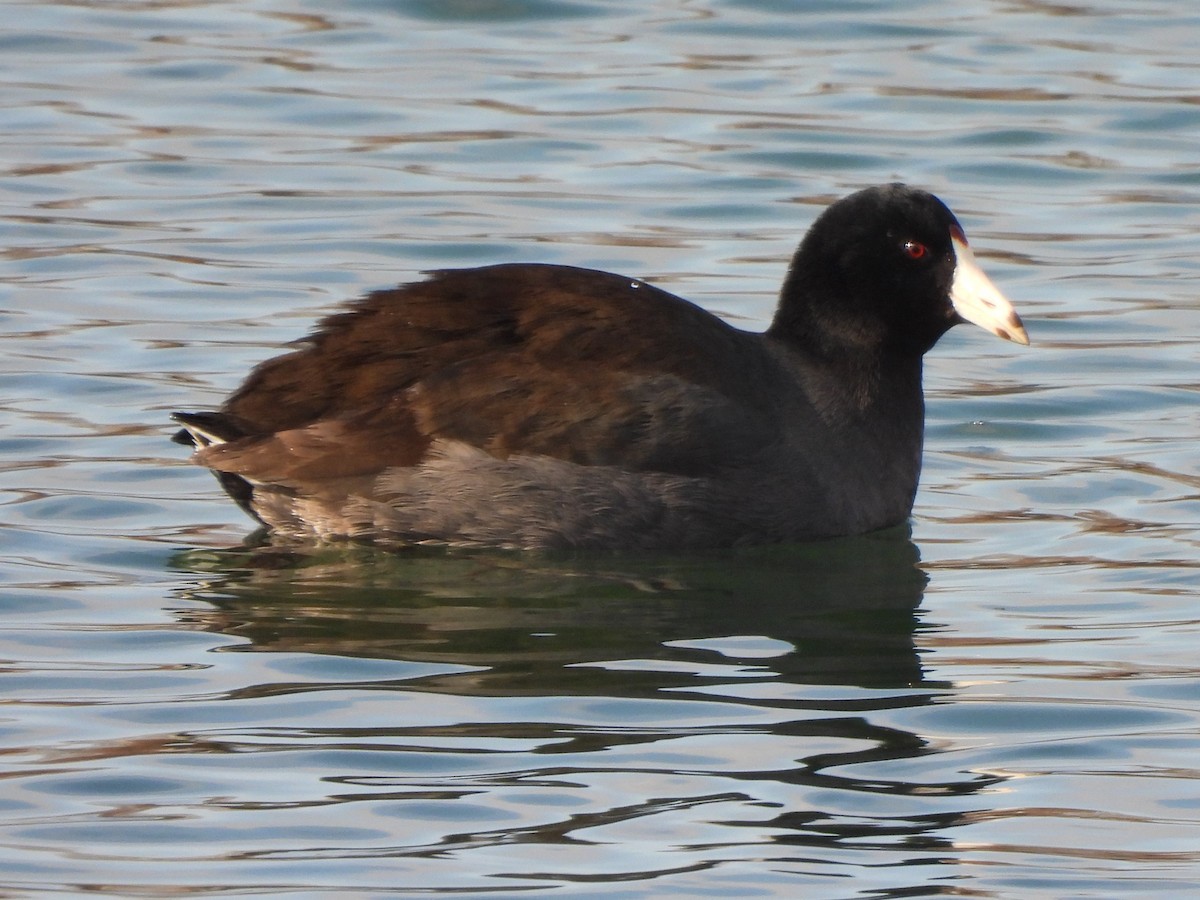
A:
2,0,1200,895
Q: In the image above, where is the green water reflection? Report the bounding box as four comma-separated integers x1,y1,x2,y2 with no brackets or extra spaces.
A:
173,527,932,695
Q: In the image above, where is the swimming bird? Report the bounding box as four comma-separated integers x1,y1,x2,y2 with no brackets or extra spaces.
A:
173,183,1028,551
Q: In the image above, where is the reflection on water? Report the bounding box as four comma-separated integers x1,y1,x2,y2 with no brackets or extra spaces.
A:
149,529,1003,889
176,528,930,692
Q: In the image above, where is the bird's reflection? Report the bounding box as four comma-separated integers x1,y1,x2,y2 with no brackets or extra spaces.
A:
172,524,932,695
169,526,1002,859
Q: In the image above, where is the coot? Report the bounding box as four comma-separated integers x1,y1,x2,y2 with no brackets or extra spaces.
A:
173,183,1028,550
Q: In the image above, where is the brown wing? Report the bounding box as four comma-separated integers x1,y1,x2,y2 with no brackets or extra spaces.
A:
189,264,779,485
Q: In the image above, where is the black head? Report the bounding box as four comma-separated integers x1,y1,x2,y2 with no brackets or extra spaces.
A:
770,183,1026,358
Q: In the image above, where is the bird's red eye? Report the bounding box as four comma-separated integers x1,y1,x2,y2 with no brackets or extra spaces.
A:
903,240,928,260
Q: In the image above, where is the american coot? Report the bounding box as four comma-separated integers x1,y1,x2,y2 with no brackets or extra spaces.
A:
173,183,1028,551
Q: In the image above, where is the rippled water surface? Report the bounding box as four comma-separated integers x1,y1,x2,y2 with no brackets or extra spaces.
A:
3,0,1200,895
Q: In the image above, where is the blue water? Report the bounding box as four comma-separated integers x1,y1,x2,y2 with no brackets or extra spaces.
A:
3,0,1200,895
